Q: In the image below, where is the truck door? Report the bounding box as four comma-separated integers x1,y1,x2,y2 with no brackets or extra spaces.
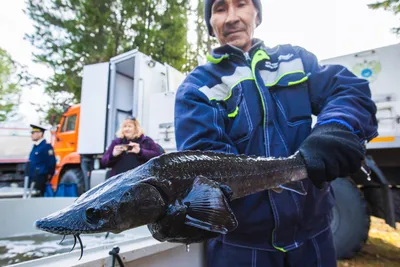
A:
77,62,110,155
53,107,79,164
106,51,170,148
146,64,186,152
105,50,139,148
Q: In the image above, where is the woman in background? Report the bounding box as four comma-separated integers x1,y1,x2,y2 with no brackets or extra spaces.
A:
101,116,163,178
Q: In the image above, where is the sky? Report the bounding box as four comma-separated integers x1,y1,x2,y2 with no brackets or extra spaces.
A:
0,0,399,124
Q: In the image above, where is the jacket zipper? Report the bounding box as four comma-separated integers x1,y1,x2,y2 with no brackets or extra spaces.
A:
250,50,270,156
227,44,269,155
244,52,251,65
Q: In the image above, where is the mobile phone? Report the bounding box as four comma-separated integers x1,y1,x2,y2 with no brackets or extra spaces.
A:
119,144,129,150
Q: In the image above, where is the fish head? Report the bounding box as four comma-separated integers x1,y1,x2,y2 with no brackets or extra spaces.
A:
112,181,167,232
36,173,167,235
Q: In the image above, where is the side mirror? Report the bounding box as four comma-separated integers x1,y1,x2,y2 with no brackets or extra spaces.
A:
50,114,56,125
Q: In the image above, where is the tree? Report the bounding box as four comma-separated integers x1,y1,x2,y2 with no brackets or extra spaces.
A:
25,0,190,123
368,0,400,34
184,0,218,72
0,48,24,122
194,0,216,58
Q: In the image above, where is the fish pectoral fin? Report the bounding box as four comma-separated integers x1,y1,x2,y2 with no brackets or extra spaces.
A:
278,181,307,195
148,204,220,244
183,176,238,234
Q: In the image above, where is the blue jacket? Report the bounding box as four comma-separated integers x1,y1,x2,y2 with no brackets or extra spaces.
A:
174,40,378,251
29,139,56,181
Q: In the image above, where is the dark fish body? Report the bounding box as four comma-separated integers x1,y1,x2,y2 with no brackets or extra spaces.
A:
36,150,308,246
144,150,307,200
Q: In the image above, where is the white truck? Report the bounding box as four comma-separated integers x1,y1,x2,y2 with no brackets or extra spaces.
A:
320,43,400,259
53,45,399,261
62,49,185,192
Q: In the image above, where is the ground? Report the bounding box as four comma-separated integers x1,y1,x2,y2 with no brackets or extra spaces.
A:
338,216,400,267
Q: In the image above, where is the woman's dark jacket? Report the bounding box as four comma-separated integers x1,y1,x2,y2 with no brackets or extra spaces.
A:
101,134,162,177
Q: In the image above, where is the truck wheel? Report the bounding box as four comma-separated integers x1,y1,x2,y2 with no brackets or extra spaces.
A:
330,178,370,259
363,187,400,222
394,188,400,222
59,169,85,196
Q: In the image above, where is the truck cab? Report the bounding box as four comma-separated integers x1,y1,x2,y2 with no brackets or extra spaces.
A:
50,104,81,191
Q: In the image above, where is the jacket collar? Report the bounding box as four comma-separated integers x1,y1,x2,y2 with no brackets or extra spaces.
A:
122,134,145,143
207,38,277,64
34,138,45,146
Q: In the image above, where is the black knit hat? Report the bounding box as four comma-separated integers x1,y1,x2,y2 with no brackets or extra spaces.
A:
204,0,262,36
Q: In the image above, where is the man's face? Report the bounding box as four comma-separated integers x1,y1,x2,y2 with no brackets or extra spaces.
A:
210,0,259,52
31,131,43,141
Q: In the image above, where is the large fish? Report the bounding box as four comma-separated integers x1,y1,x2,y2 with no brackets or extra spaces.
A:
35,150,309,256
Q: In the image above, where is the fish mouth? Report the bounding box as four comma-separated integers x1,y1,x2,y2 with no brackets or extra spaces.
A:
35,217,96,235
35,204,113,235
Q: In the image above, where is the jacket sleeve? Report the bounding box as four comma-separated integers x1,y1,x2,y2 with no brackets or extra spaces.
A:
174,82,239,154
295,46,379,143
46,144,56,176
138,137,162,161
101,140,119,168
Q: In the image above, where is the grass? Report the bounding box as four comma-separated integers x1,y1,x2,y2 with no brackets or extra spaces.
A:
338,216,400,267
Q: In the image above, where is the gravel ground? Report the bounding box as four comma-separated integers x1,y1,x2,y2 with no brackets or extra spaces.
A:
338,216,400,267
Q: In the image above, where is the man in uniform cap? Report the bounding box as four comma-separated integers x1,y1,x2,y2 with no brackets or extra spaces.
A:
173,0,378,266
28,123,56,196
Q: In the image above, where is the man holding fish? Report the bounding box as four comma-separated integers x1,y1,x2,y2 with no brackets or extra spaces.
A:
174,0,378,266
34,0,378,265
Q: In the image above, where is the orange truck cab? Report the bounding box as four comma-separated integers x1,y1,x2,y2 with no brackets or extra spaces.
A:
50,104,83,192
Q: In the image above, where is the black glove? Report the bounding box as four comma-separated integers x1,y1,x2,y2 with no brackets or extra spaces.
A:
298,123,365,188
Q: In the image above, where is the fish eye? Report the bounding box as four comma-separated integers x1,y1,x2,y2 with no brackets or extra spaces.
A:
102,206,111,215
123,188,137,198
85,207,101,224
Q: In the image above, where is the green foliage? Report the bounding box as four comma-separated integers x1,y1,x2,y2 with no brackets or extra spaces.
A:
184,0,218,72
0,48,32,122
130,0,189,70
368,0,400,34
34,91,74,125
25,0,191,122
25,0,220,122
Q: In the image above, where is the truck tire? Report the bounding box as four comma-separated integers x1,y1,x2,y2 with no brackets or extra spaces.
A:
330,178,370,259
394,188,400,222
363,187,400,222
59,169,85,196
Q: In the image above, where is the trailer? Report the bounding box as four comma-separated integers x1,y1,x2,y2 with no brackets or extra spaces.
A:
0,122,51,197
320,43,400,259
0,123,30,188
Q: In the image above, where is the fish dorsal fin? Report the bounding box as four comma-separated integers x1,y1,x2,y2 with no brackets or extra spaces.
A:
183,176,237,234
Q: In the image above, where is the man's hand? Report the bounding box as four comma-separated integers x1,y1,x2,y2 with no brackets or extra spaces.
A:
298,123,365,188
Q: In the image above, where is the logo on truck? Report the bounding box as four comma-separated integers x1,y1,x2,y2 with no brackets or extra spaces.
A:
351,60,381,83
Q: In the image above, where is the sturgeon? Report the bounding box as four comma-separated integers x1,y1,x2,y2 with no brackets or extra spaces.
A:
36,150,309,256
